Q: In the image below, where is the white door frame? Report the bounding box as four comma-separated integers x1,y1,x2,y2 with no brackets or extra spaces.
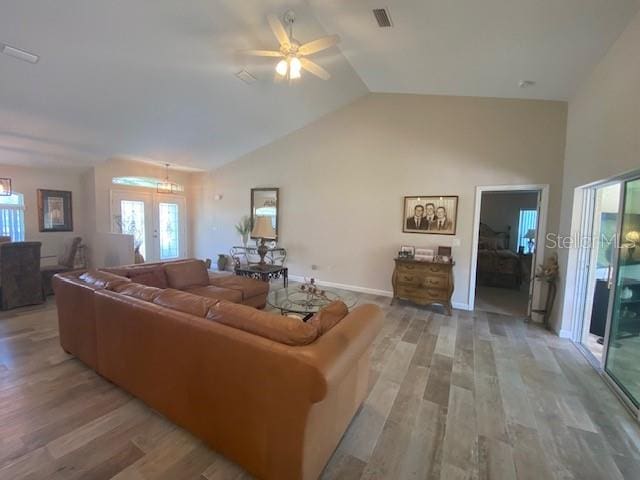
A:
468,184,550,312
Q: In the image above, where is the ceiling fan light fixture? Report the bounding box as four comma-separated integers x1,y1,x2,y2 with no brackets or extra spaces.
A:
289,57,302,78
275,59,288,76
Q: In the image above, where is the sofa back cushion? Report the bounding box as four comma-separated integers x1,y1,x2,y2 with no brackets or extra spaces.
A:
113,283,163,302
103,264,169,289
164,260,210,290
207,301,318,346
79,271,130,290
309,301,349,335
153,288,219,317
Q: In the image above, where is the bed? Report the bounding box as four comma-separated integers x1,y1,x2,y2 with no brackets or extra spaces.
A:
476,223,524,289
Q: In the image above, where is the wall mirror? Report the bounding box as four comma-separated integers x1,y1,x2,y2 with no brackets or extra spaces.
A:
251,188,279,241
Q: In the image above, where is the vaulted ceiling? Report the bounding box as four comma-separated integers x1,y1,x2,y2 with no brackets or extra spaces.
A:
1,0,638,170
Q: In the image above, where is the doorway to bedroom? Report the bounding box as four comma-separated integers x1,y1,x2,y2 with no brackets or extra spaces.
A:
470,186,547,317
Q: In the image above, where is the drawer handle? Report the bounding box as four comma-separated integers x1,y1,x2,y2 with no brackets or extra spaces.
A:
404,275,415,281
427,279,440,285
428,266,441,272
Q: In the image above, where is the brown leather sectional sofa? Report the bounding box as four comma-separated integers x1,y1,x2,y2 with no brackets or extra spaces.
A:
53,259,384,480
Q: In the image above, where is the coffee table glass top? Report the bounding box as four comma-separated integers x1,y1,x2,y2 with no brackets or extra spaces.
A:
268,286,358,315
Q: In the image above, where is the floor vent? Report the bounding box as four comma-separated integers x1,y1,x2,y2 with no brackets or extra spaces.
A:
373,8,393,28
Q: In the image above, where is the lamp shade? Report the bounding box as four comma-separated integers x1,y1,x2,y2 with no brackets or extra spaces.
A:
252,216,276,239
525,229,537,240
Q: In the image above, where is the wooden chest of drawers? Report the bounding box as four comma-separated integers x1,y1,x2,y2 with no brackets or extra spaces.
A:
392,258,454,315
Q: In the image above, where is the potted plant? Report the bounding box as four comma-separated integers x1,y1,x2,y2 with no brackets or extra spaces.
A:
235,215,252,247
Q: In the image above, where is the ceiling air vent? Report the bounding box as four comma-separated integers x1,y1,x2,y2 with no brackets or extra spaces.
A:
1,44,39,64
235,69,257,85
373,8,392,28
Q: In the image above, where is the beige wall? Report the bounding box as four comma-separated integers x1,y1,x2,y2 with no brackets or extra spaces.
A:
555,11,640,335
0,163,88,261
86,157,194,267
192,93,567,307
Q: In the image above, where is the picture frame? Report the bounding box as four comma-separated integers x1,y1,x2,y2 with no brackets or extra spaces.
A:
38,189,73,232
400,245,415,255
403,195,458,235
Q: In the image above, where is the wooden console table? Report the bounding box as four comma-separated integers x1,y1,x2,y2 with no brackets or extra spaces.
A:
391,258,455,315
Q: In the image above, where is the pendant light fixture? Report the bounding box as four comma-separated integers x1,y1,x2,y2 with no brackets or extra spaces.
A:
157,164,178,194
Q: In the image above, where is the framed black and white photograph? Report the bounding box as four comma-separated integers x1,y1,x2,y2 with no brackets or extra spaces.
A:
403,195,458,235
38,189,73,232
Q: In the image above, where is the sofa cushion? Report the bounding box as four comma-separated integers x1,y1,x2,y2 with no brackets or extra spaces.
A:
309,301,349,336
164,260,209,290
184,285,243,304
104,265,168,289
206,301,318,346
153,288,219,318
208,275,269,300
113,283,163,302
79,271,130,290
127,266,168,289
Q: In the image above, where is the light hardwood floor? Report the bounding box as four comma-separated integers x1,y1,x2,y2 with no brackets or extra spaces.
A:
1,295,640,480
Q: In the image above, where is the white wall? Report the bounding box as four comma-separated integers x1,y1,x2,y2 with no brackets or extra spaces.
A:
555,10,640,335
0,163,88,261
480,192,539,252
192,93,567,307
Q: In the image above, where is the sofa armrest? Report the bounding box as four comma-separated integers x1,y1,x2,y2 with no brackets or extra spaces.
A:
293,304,384,403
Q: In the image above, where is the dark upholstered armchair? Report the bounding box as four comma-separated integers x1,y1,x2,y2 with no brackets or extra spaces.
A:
0,242,45,310
41,236,82,296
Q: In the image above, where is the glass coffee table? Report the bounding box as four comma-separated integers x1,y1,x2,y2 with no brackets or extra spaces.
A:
268,286,358,321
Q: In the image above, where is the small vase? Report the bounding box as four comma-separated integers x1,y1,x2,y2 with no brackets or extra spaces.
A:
242,234,249,248
217,254,228,271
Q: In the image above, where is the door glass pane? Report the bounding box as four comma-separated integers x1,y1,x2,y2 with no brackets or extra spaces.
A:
606,178,640,407
120,200,146,260
159,202,179,260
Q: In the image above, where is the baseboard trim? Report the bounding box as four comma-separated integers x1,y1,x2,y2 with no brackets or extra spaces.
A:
288,275,393,298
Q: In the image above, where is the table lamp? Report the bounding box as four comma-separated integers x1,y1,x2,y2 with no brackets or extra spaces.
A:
252,216,276,266
525,229,536,254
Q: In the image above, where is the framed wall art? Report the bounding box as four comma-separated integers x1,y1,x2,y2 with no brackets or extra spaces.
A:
403,195,458,235
38,189,73,232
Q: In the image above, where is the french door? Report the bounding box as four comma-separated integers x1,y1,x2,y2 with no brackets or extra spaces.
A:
111,190,187,262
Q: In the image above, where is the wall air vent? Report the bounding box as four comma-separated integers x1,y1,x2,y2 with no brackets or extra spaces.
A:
373,8,393,28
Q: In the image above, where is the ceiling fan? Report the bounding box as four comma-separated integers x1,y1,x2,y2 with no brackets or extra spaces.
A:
243,10,340,81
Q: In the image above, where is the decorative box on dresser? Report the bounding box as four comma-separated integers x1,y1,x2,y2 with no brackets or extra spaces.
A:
392,258,455,315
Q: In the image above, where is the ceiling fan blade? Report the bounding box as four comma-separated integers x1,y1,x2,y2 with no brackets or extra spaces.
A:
242,49,283,57
299,35,340,55
300,58,330,80
267,14,290,47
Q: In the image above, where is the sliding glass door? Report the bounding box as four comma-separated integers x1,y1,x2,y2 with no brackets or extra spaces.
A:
581,183,620,364
605,178,640,407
